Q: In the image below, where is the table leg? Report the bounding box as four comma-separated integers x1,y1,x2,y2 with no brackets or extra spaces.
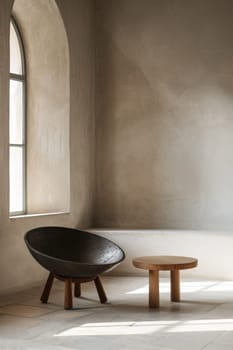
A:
149,270,159,308
170,270,180,302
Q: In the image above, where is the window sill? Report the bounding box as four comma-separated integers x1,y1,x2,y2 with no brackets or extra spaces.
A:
9,211,70,219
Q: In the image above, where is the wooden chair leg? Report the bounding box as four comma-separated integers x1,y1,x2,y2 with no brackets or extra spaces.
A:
94,276,107,304
40,272,54,304
64,279,73,309
74,282,81,297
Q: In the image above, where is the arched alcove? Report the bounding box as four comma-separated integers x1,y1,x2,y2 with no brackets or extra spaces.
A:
11,0,70,214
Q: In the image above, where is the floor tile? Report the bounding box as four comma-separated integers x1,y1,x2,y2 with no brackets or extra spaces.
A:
1,276,233,349
0,314,41,339
0,304,54,318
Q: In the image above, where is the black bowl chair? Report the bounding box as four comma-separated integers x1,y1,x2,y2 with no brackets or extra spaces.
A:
25,226,125,309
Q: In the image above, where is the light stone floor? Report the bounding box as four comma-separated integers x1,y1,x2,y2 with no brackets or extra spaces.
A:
1,276,233,349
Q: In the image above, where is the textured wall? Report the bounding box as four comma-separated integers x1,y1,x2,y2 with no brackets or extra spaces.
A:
90,228,233,280
0,0,95,294
95,0,233,229
13,0,70,214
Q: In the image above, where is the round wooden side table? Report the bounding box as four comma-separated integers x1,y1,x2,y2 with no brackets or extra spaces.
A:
132,256,198,308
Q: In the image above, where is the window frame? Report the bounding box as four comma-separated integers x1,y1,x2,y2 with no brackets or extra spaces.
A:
9,16,27,216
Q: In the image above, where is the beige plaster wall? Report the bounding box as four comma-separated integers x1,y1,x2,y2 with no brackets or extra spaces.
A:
95,0,233,229
0,0,95,294
13,0,70,214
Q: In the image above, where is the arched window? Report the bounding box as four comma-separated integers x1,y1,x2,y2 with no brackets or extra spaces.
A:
10,0,70,217
9,17,26,214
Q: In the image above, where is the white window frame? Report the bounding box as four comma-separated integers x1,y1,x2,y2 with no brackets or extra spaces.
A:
9,16,26,215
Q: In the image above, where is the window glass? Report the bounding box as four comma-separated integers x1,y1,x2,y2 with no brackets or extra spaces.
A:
10,22,23,75
9,80,24,144
9,18,25,215
9,147,24,213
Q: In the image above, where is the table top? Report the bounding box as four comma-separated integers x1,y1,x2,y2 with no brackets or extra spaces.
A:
132,255,198,271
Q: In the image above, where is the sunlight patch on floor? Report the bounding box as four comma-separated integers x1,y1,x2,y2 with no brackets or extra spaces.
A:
55,318,233,337
54,321,178,336
170,319,233,332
